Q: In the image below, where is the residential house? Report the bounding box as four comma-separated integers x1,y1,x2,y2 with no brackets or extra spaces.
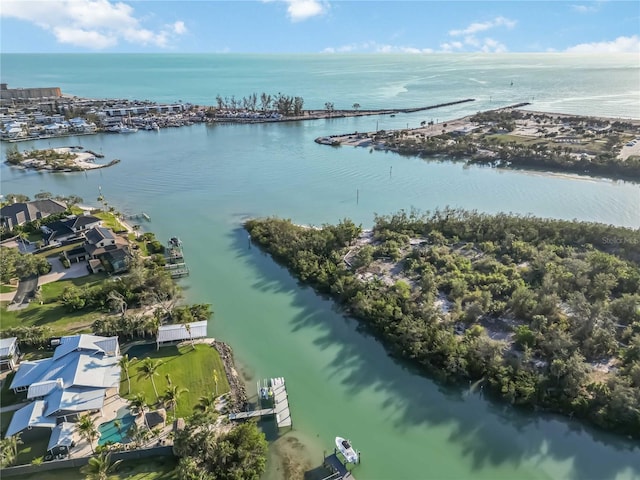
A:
84,226,131,273
0,337,20,370
6,334,121,438
0,198,67,231
41,214,101,245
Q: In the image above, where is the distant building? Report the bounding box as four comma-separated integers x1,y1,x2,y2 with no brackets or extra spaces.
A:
1,84,62,101
0,199,67,230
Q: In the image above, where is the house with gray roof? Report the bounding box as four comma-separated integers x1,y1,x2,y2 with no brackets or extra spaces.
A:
0,199,67,230
41,214,101,245
6,334,121,438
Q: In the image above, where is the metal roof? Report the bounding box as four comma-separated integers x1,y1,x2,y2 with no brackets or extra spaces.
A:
0,337,17,357
5,400,56,437
156,321,208,343
44,386,106,417
27,379,62,399
10,358,54,390
54,334,118,361
47,422,76,452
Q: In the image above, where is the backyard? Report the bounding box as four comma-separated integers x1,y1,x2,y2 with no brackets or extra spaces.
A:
123,342,230,419
0,273,108,333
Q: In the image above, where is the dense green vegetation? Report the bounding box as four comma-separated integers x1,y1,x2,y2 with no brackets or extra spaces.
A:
377,110,640,180
0,247,51,282
245,209,640,438
174,421,268,480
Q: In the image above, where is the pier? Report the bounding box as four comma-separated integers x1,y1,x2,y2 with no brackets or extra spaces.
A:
228,377,292,429
322,450,359,480
164,237,189,277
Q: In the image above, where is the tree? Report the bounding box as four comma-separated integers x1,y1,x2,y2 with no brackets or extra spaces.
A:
80,451,122,480
325,102,335,116
195,393,217,416
118,354,137,394
0,433,23,467
77,414,99,454
352,103,360,112
138,358,163,401
129,392,151,431
213,370,219,397
163,384,188,419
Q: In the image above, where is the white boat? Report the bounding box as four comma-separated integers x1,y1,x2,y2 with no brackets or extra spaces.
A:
335,436,358,464
118,125,138,133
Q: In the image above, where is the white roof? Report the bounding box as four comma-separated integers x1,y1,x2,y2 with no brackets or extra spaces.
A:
47,422,76,451
44,386,106,417
5,400,56,437
27,379,62,399
0,337,17,357
157,321,208,343
54,334,119,360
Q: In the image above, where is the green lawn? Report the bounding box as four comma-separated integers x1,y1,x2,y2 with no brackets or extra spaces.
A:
0,274,108,333
94,211,126,232
123,343,230,419
1,284,16,293
15,455,178,479
1,410,15,436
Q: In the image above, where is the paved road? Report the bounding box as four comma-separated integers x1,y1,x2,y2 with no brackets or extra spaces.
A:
10,274,38,307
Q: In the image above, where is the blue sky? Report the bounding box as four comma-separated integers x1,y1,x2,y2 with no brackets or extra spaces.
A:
1,1,639,53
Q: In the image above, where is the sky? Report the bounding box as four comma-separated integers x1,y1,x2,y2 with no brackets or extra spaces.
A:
0,0,639,53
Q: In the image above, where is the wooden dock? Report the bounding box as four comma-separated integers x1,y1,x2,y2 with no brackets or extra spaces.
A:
228,377,292,429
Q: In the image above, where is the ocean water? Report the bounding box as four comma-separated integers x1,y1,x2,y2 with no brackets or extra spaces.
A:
1,54,639,480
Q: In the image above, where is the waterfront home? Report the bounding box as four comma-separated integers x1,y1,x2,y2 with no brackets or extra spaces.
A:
6,334,121,438
41,214,102,245
0,337,20,370
0,198,68,230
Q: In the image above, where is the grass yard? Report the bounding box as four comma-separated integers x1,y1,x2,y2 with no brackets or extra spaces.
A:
94,211,126,232
16,455,178,479
0,273,108,333
1,284,16,293
123,343,230,419
0,371,23,407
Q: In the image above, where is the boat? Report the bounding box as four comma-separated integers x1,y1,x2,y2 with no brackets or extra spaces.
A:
118,125,138,133
335,436,358,464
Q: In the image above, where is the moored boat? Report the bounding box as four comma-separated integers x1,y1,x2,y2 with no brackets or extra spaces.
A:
335,436,358,464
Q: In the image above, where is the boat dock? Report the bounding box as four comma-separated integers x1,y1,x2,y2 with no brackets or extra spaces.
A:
228,377,292,429
322,451,358,480
165,237,189,277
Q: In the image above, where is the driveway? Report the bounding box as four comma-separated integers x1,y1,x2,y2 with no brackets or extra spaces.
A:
6,274,38,310
38,258,90,285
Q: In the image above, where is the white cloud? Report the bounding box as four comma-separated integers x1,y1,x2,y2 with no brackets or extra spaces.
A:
571,4,598,13
449,16,516,37
0,0,186,50
322,41,432,54
565,35,640,53
173,21,187,35
480,38,507,53
263,0,328,22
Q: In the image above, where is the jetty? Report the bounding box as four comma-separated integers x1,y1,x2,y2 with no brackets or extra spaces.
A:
228,377,292,429
165,237,189,277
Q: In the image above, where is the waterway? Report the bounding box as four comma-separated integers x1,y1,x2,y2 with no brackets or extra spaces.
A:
1,54,640,479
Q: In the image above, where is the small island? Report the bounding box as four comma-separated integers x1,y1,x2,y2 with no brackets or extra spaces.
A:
245,210,640,439
317,108,640,181
4,146,120,172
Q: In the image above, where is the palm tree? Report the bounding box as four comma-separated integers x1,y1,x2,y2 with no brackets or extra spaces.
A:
0,433,23,467
77,414,99,454
81,451,122,480
195,393,217,415
163,384,188,419
213,370,219,397
129,392,151,431
138,358,163,402
118,354,137,394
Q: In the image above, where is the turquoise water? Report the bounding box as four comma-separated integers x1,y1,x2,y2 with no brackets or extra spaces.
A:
1,55,639,479
98,409,135,445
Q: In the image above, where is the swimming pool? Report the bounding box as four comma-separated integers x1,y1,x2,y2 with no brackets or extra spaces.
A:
98,408,136,445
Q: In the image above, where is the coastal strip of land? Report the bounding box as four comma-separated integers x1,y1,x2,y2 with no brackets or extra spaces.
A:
4,146,120,172
316,106,640,181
